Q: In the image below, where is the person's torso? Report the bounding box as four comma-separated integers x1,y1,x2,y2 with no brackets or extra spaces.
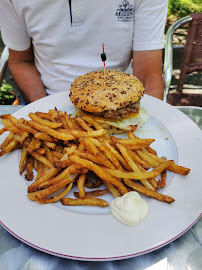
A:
13,0,135,93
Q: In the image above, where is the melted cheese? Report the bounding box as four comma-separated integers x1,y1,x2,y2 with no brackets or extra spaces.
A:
71,106,149,129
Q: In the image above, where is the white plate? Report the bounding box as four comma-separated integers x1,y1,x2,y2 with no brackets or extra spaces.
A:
0,92,202,261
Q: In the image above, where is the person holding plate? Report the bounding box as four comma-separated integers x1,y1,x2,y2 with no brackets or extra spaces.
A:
0,0,168,103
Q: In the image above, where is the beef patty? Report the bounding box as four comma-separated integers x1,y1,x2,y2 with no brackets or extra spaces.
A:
93,101,140,119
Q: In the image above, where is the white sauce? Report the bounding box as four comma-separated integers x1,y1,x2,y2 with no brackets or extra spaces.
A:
110,191,149,226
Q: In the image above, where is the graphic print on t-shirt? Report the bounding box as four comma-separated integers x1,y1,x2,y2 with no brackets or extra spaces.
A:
115,0,133,21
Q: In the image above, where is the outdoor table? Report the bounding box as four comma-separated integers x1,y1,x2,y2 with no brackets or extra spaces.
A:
0,104,201,270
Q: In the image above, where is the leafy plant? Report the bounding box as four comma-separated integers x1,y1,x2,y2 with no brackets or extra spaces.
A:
0,80,16,105
168,0,202,18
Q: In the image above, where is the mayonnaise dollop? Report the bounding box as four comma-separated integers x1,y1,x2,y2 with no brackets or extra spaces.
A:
110,191,149,226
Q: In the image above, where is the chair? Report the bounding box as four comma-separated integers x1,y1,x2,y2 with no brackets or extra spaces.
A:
163,13,202,105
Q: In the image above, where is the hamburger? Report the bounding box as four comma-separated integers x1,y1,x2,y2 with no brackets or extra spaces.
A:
69,70,148,134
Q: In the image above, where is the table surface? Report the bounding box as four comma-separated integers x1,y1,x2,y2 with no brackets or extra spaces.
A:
0,105,201,270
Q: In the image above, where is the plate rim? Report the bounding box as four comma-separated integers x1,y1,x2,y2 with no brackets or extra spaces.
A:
0,92,202,261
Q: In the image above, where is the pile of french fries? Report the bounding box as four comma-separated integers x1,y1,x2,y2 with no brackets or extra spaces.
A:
0,109,190,207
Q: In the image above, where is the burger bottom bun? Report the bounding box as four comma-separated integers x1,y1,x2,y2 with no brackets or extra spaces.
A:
99,122,137,135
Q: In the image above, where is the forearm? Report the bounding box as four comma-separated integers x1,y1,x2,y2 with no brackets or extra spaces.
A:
9,61,47,103
137,71,164,100
8,46,47,103
133,50,164,100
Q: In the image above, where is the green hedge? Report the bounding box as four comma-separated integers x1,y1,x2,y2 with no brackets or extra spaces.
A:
168,0,202,18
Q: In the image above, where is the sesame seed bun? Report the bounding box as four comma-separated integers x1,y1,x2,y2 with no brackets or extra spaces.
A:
69,70,144,114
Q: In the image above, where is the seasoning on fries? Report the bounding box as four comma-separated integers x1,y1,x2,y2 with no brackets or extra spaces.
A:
0,108,190,209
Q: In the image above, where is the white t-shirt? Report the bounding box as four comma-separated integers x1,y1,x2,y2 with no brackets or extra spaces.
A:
0,0,168,94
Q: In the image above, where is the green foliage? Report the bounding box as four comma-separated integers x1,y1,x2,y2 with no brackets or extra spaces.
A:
0,80,16,105
168,0,202,18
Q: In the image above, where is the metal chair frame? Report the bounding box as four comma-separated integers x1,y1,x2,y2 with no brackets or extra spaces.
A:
163,13,202,103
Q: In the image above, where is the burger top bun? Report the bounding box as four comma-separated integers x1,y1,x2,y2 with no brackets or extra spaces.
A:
69,70,145,113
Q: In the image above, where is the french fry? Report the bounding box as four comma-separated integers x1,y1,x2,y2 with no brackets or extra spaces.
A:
16,122,38,135
64,148,103,165
65,113,75,129
104,141,132,171
61,197,109,207
70,118,84,130
122,144,153,150
148,151,190,175
69,129,107,138
53,159,71,168
104,168,159,180
81,114,110,139
27,136,36,153
126,131,157,155
153,160,174,174
0,114,18,124
158,170,167,188
74,117,93,132
127,148,150,170
103,181,121,198
0,109,191,208
33,158,39,171
94,178,102,187
37,164,81,190
28,121,75,141
35,182,74,204
2,118,29,143
90,138,123,170
0,126,7,136
25,155,34,173
69,154,128,195
136,149,159,167
112,138,155,146
35,148,47,155
77,173,86,199
145,146,157,156
74,189,108,199
19,144,28,174
35,112,56,122
35,161,44,181
29,112,63,129
25,155,34,181
77,143,85,151
58,115,69,129
48,109,59,119
2,119,24,136
30,151,53,168
0,132,14,149
28,167,60,193
137,150,190,175
34,139,42,150
80,137,114,169
28,174,77,201
43,141,56,149
124,179,175,204
52,151,63,159
43,144,54,164
137,165,158,190
0,139,19,157
34,132,56,142
116,143,155,191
